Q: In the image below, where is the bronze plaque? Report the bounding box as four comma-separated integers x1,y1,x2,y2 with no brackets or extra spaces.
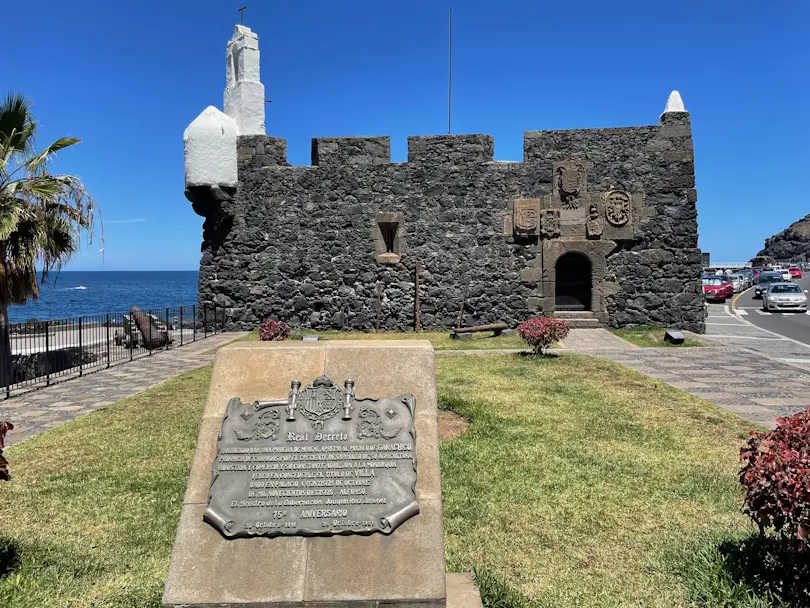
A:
204,375,418,539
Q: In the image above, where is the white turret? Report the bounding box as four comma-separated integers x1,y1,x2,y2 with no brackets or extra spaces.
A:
662,90,686,114
224,25,265,136
184,106,238,188
184,25,266,192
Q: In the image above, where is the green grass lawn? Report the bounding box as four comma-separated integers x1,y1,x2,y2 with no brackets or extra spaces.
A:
611,325,703,348
0,354,794,607
240,329,528,350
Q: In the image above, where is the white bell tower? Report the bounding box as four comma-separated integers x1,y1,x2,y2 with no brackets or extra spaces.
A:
224,25,265,136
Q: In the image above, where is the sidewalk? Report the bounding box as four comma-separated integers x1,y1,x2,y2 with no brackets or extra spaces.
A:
558,328,810,428
0,332,246,447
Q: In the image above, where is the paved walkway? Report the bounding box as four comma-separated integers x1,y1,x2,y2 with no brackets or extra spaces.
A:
558,328,810,428
1,332,245,447
557,328,638,351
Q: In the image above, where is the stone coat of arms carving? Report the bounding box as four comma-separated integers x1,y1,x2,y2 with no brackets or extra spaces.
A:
605,191,631,226
299,375,343,429
539,209,561,238
586,203,603,238
513,198,540,235
554,162,587,209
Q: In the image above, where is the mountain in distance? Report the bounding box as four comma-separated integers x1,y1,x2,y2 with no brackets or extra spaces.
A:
757,213,810,261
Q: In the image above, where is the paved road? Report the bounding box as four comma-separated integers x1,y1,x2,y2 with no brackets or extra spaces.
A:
700,279,810,371
730,274,810,346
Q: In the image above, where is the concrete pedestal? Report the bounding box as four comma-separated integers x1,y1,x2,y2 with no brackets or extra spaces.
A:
163,340,446,608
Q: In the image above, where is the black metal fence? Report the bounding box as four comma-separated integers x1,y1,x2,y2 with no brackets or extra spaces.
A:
1,303,227,398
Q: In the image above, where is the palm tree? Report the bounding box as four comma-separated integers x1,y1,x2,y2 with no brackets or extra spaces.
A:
0,93,99,388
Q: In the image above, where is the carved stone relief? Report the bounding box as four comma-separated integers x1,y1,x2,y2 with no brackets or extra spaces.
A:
539,209,561,238
586,203,603,238
604,191,631,226
513,198,540,235
553,161,587,210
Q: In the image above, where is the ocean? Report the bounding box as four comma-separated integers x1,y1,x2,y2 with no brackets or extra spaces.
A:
7,271,200,323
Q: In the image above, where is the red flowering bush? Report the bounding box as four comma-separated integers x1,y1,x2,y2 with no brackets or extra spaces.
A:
517,318,569,355
0,421,13,481
740,409,810,549
259,319,291,341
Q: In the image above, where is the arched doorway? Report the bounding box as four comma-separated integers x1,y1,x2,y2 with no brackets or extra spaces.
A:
555,253,591,311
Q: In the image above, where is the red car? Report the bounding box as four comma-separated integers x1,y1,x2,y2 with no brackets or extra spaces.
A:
702,275,733,302
789,266,803,279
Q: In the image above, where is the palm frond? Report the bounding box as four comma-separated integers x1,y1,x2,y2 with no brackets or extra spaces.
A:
25,137,81,174
0,92,100,309
0,93,36,157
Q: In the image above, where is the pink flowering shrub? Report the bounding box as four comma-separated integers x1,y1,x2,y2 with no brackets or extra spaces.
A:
0,421,13,481
259,319,291,341
517,318,569,355
740,409,810,549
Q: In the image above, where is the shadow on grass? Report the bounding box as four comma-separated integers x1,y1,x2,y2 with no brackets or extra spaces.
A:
518,351,559,359
0,537,20,581
680,533,810,607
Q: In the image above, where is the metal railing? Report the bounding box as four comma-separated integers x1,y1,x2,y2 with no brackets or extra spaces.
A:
0,303,227,398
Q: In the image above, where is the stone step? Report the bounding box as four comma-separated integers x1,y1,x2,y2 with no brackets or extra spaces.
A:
553,314,600,328
553,311,596,319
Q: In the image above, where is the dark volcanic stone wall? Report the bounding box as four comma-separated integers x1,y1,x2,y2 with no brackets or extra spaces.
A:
194,114,704,332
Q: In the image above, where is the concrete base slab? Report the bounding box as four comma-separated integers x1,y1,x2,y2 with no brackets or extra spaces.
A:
163,340,446,608
446,573,483,608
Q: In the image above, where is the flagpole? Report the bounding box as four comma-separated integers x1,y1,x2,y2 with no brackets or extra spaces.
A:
448,6,452,135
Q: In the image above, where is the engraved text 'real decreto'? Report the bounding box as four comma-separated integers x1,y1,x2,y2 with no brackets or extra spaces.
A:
204,375,419,539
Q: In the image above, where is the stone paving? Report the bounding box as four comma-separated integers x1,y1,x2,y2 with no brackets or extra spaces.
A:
583,345,810,427
557,328,638,351
553,324,810,428
0,332,246,447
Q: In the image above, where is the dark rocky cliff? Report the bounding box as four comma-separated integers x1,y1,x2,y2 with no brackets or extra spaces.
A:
757,214,810,261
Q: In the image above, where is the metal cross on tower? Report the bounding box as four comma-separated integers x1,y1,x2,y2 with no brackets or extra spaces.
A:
237,5,247,25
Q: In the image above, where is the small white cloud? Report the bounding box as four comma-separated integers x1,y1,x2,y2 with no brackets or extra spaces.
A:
106,218,148,225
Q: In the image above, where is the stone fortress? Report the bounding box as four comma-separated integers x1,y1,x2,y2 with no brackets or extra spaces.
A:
184,25,705,333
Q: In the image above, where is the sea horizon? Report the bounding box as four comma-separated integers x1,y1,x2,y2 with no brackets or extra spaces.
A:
7,270,201,324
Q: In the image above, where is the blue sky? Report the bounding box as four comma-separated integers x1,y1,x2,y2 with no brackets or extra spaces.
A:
3,0,808,270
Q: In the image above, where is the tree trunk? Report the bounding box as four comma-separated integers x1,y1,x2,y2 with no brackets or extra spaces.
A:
0,302,12,391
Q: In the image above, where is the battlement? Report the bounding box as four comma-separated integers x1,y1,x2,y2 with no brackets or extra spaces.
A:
237,113,692,172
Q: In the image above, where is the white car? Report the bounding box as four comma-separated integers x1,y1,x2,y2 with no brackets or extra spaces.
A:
763,283,808,312
770,265,792,281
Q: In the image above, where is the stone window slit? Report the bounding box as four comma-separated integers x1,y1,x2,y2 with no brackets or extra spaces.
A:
380,223,398,253
373,212,404,264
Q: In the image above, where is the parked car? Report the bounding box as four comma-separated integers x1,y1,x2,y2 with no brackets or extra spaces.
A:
789,266,803,279
754,272,784,298
702,275,733,302
729,274,745,293
737,269,755,288
762,283,808,312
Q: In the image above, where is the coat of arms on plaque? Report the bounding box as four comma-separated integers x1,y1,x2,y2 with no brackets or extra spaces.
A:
554,162,587,209
513,198,539,235
586,203,603,238
539,209,561,238
299,375,344,429
605,191,631,226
